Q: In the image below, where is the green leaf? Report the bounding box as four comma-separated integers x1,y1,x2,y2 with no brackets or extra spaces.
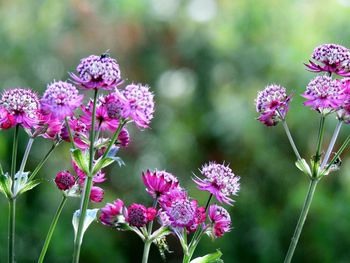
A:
190,250,223,263
0,173,12,199
295,159,311,176
72,208,99,244
16,179,41,196
92,157,115,175
71,149,89,174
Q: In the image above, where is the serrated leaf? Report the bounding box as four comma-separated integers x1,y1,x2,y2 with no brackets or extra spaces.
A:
72,208,99,245
71,149,89,174
190,250,223,263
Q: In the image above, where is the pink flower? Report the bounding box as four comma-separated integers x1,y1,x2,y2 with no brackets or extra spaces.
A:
125,204,157,227
106,84,155,128
208,204,231,238
90,186,104,203
193,162,240,206
99,199,124,226
72,161,106,185
0,88,40,128
302,76,345,114
55,171,75,191
142,170,179,198
187,203,206,233
337,78,350,122
255,84,291,126
70,54,123,90
0,106,15,130
34,113,62,140
61,117,89,149
41,81,83,120
305,44,350,76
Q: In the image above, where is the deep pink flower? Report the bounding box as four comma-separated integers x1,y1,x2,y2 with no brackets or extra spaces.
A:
208,204,231,238
255,84,291,126
72,161,106,185
61,117,89,149
105,84,155,128
99,199,124,226
70,54,123,90
142,170,179,198
337,78,350,123
34,113,62,140
0,88,40,128
41,81,83,120
125,204,154,227
117,128,130,147
302,76,345,114
187,203,206,233
55,171,75,191
90,186,104,203
146,207,157,221
0,106,15,129
193,162,240,206
305,44,350,76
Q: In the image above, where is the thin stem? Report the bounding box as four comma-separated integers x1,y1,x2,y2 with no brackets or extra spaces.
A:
315,116,326,163
321,121,343,169
142,197,158,263
101,119,127,160
142,242,152,263
72,89,98,263
38,195,67,263
19,137,34,174
10,125,19,181
284,179,318,263
281,119,301,160
29,142,60,181
65,117,76,150
323,134,350,174
204,194,213,212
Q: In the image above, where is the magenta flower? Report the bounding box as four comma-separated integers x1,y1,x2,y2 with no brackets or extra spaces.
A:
99,199,124,226
41,81,83,120
0,88,40,128
117,128,130,147
0,106,15,130
80,97,119,132
61,117,89,149
70,54,123,90
106,84,155,128
305,44,350,76
90,186,104,203
337,78,350,123
302,76,345,114
208,204,231,238
142,170,179,198
72,161,106,185
55,171,75,191
125,204,157,227
35,113,62,140
186,203,206,233
255,84,291,126
193,162,240,206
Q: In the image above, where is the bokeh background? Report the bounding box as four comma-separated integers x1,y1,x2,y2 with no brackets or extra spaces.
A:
1,0,350,262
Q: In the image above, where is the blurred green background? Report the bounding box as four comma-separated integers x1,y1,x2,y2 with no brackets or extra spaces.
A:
1,0,350,262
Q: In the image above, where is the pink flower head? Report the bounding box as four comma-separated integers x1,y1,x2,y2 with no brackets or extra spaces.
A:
55,171,75,191
80,97,119,132
142,170,179,198
125,204,157,227
106,84,155,128
90,186,104,203
99,199,124,226
70,54,123,90
72,160,106,185
0,88,40,128
208,204,231,238
305,44,350,76
193,162,240,206
302,76,345,114
0,106,15,129
255,84,291,126
337,78,350,123
117,128,130,147
61,117,89,149
187,203,206,233
34,113,62,140
41,81,83,120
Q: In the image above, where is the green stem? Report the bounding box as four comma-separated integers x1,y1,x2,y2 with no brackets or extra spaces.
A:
101,119,127,160
142,241,152,263
19,137,34,174
72,89,98,263
142,197,158,263
323,134,350,175
315,116,325,163
38,195,67,263
283,179,318,263
65,117,76,150
321,120,342,169
281,119,301,160
10,125,19,181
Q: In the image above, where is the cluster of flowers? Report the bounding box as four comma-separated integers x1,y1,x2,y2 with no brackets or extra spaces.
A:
256,43,350,126
98,162,240,262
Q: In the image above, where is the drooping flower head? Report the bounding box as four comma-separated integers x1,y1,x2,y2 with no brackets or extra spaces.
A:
302,76,345,114
105,84,155,128
193,162,240,205
125,203,157,227
55,171,75,191
337,78,350,123
99,199,125,226
33,112,62,140
142,170,179,198
305,44,350,76
255,84,291,126
0,106,15,130
70,53,123,90
208,204,231,238
41,81,83,120
90,186,104,203
0,88,40,128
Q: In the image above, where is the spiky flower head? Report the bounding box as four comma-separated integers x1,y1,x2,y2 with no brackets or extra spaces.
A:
142,170,179,198
305,44,350,76
337,78,350,123
255,84,291,126
99,199,125,226
302,75,345,114
125,204,157,227
193,162,240,205
55,171,75,191
70,54,123,90
41,81,83,120
0,88,40,128
208,204,231,238
0,106,15,130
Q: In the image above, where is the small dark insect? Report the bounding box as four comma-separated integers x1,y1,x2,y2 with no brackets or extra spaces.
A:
100,50,110,59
